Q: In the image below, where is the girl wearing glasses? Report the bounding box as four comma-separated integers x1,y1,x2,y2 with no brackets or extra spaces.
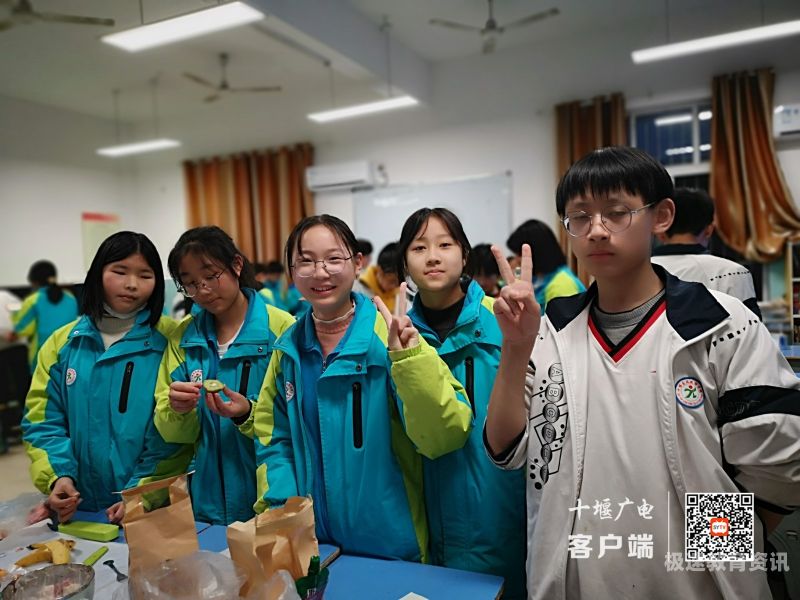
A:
22,232,190,524
397,208,526,599
506,219,584,311
244,214,472,561
154,226,294,526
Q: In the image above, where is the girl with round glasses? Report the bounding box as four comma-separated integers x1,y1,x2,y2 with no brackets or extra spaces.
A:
247,214,473,561
154,226,294,525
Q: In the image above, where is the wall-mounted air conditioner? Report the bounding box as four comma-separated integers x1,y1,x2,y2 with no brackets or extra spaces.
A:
774,104,800,139
305,161,377,193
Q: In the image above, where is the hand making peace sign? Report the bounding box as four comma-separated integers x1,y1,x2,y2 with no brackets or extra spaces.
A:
373,282,419,351
490,243,541,347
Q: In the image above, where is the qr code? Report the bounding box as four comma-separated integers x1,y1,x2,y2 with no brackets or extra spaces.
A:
685,493,754,562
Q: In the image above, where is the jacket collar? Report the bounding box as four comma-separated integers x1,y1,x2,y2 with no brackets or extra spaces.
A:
651,243,707,256
409,279,492,347
546,264,729,341
68,309,166,353
279,292,376,360
181,287,268,348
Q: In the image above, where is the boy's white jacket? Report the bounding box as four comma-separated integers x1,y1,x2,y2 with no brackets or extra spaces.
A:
486,268,800,600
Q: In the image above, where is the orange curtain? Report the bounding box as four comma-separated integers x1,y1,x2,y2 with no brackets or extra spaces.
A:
183,142,315,262
710,69,800,262
555,93,627,283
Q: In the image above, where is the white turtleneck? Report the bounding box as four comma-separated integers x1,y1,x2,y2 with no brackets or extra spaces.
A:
98,303,141,350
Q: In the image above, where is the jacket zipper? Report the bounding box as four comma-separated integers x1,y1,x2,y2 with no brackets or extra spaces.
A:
352,382,363,449
464,356,475,417
118,362,134,413
238,360,251,396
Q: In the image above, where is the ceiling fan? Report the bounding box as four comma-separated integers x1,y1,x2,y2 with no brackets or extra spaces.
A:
183,53,282,104
429,0,559,54
0,0,114,32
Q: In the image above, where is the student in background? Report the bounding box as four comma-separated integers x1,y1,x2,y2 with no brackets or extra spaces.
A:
22,232,189,524
354,242,402,312
471,243,502,297
154,226,294,526
11,260,78,371
245,215,472,562
485,146,800,599
398,208,526,599
652,187,761,318
356,238,373,268
254,261,283,308
507,220,585,312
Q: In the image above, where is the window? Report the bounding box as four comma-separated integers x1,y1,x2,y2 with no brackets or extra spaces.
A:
631,102,712,167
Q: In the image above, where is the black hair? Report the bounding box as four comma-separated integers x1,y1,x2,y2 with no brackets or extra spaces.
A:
254,261,285,275
667,187,714,236
376,242,401,278
397,207,474,278
555,146,674,216
28,260,63,304
168,226,258,292
356,238,373,256
82,231,164,327
471,244,500,277
284,215,360,274
506,220,566,275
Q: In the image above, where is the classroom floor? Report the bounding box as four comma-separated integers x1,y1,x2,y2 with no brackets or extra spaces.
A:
0,445,38,502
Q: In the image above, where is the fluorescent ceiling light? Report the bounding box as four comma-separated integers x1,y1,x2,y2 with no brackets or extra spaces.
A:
97,138,181,157
700,143,712,152
102,2,264,52
775,105,785,114
698,110,713,121
632,19,800,63
655,114,692,126
665,146,694,156
308,96,418,123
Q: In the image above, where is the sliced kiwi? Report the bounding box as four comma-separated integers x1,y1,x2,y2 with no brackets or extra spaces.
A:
203,379,224,393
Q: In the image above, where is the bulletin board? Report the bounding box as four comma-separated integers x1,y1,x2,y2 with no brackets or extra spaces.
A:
81,212,120,271
352,172,513,255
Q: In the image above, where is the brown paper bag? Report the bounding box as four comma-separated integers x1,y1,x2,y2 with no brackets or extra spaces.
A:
228,496,318,596
121,473,199,574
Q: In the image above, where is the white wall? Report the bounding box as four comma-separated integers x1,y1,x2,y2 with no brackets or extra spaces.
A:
0,95,137,286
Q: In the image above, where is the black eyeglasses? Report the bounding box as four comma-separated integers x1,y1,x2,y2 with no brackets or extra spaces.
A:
177,271,224,297
562,203,657,237
291,256,353,278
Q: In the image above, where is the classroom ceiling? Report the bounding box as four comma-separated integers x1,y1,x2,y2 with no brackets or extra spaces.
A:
0,1,799,136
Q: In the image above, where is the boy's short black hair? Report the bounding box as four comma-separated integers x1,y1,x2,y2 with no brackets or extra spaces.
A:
356,238,373,256
506,219,566,275
667,187,714,236
555,146,674,216
471,244,500,277
376,242,401,277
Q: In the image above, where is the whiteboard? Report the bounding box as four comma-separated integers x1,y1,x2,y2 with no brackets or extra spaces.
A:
352,172,513,256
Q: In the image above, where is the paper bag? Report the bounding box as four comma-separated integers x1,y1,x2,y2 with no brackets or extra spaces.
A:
228,496,318,596
121,473,199,574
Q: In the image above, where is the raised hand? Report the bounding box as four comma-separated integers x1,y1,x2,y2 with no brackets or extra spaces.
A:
205,384,251,419
374,282,419,351
491,243,541,347
168,381,201,414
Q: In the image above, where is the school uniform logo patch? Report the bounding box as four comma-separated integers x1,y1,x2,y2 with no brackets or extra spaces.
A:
675,377,705,409
65,368,77,386
190,369,203,384
285,381,295,401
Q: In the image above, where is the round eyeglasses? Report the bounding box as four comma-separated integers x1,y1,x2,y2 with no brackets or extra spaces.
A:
291,256,352,278
561,203,657,237
177,271,224,297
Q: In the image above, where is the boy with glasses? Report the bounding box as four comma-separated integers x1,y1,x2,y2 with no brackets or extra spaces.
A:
484,146,800,599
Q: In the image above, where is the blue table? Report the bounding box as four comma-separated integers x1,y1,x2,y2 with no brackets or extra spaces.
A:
73,510,211,543
196,524,340,568
325,555,504,600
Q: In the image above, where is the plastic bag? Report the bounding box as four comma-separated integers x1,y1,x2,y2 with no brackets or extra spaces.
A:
112,551,246,600
0,492,48,541
244,570,302,600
